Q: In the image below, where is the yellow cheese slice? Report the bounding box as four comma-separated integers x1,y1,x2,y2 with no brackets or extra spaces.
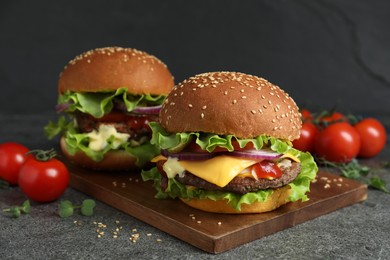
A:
179,156,259,187
281,152,300,162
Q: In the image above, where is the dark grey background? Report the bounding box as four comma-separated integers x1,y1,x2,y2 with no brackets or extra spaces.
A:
1,0,390,123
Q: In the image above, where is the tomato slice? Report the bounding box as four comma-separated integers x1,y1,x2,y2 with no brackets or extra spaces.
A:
251,161,282,180
97,111,154,131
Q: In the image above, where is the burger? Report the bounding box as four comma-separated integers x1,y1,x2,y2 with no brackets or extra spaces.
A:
45,47,174,170
142,71,318,213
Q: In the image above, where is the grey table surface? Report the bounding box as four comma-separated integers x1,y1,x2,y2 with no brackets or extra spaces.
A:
1,113,389,260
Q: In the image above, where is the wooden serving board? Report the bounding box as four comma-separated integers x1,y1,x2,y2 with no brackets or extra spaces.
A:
66,161,367,254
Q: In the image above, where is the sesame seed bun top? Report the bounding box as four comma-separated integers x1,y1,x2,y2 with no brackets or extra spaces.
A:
58,47,174,95
160,71,302,141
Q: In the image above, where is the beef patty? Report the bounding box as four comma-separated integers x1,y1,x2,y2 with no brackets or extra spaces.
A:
157,160,301,194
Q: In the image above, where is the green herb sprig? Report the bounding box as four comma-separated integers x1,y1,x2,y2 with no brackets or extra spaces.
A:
318,158,390,193
3,200,31,218
59,199,96,218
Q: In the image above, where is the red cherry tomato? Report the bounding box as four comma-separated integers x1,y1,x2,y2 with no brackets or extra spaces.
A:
315,122,361,163
18,152,69,202
292,122,319,153
0,142,30,185
354,118,387,158
251,161,282,180
321,111,346,123
301,109,313,121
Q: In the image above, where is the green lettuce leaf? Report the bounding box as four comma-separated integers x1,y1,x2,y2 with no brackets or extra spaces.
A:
142,122,318,211
44,117,159,167
59,88,166,118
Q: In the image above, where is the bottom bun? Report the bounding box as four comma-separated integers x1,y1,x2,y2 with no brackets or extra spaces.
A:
179,185,292,214
60,136,137,171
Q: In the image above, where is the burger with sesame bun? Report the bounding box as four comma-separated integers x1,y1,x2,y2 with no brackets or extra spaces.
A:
45,47,174,170
141,71,317,213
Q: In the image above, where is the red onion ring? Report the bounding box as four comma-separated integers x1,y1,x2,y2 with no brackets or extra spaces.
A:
131,105,162,114
161,149,216,161
230,149,282,160
55,102,71,113
161,148,282,161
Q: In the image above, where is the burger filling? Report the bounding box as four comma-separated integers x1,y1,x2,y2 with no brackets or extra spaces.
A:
141,122,318,211
156,159,301,194
45,88,166,166
75,111,157,144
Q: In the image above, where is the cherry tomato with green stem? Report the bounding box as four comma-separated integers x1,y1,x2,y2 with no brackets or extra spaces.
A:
18,149,69,202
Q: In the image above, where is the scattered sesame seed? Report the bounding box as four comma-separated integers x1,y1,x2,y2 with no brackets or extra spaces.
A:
232,99,237,104
218,222,222,225
201,113,205,119
251,110,256,114
241,96,247,99
324,183,331,189
188,104,193,108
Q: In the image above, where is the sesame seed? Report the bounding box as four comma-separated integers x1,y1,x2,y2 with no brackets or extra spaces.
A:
261,95,265,99
270,92,275,96
241,96,247,99
268,100,272,105
224,91,228,95
201,113,205,119
258,109,263,113
188,104,193,108
232,99,237,104
251,110,256,114
240,89,245,93
202,105,207,110
263,104,267,109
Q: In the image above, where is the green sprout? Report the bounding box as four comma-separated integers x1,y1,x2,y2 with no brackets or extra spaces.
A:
59,199,96,218
3,200,31,218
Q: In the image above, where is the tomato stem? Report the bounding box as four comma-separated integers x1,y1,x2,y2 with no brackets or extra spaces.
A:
26,148,57,162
